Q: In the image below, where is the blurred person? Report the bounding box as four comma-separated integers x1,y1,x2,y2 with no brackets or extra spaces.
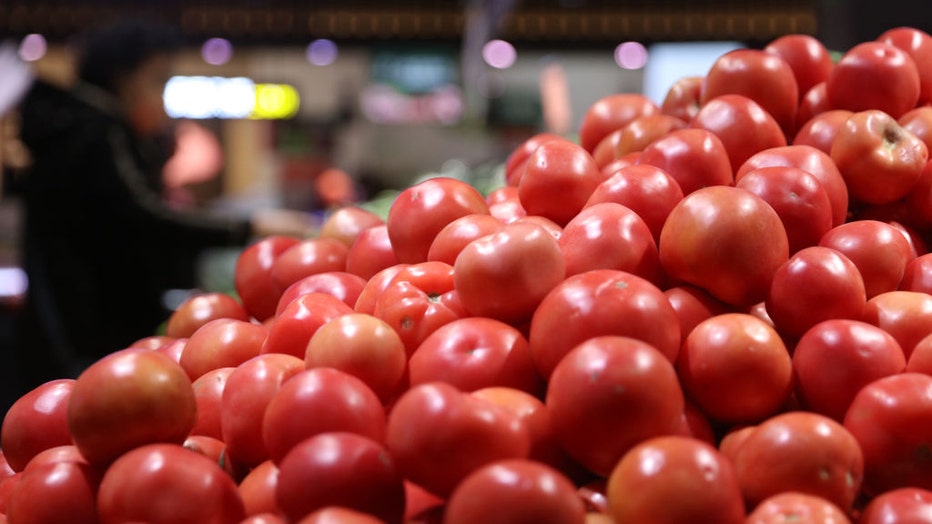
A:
15,19,312,387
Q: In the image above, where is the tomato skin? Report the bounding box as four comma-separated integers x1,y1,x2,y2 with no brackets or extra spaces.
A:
733,411,864,511
546,336,685,477
238,460,279,517
595,114,688,166
353,264,409,315
796,82,831,130
663,285,732,339
765,34,834,102
235,236,301,322
579,93,660,153
6,460,99,524
661,76,703,122
276,272,368,314
181,319,267,381
858,487,932,524
270,238,349,293
1,379,74,472
505,133,564,186
97,443,246,524
827,41,920,119
444,459,586,524
187,367,234,440
166,292,250,339
518,139,607,226
843,373,932,494
908,333,932,374
426,214,502,266
529,269,681,379
297,507,387,524
261,292,353,359
319,206,384,248
606,436,746,524
793,109,855,156
636,128,734,196
345,224,400,280
67,348,196,466
689,94,787,171
746,492,851,524
862,291,932,359
820,220,915,299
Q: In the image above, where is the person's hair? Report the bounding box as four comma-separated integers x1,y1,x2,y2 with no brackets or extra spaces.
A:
76,18,184,94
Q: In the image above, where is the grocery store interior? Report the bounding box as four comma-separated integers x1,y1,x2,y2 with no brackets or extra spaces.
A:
0,0,927,408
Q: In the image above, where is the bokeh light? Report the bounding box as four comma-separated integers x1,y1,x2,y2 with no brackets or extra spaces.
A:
18,34,47,62
482,39,517,69
306,39,338,66
201,38,233,66
615,41,648,70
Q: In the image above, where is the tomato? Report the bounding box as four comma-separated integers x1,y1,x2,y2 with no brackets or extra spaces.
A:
558,202,661,284
862,290,932,359
220,354,305,468
546,336,684,476
746,492,851,524
353,264,408,315
793,320,906,421
827,41,920,118
129,334,174,350
445,459,586,524
765,34,834,102
318,206,384,248
529,269,681,379
906,159,932,229
908,333,932,374
0,472,19,516
733,411,864,511
181,319,267,380
182,435,236,479
269,238,349,294
719,426,757,464
504,133,564,187
661,76,704,122
660,186,789,307
156,337,187,363
701,48,799,137
67,348,196,466
235,236,301,322
426,214,502,265
636,128,733,196
97,443,245,524
345,224,400,280
690,94,787,170
385,382,531,497
677,313,792,424
166,292,250,339
410,317,542,395
306,313,407,404
517,139,607,226
898,106,932,153
6,460,99,524
878,27,932,105
793,109,854,156
1,379,74,472
663,285,732,340
454,221,565,326
606,436,745,524
276,432,405,523
584,163,684,244
387,177,489,264
243,515,286,524
820,220,915,299
238,460,279,517
276,271,368,314
593,114,687,167
297,507,387,524
766,247,867,340
261,292,353,358
184,367,232,440
796,82,831,130
0,453,13,482
859,487,932,524
579,93,660,153
844,373,932,493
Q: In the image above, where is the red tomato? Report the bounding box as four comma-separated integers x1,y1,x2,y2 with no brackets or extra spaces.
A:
235,236,301,322
318,206,384,248
386,177,489,264
677,313,792,424
878,27,932,104
385,382,531,497
454,221,565,326
0,453,13,481
828,41,920,118
793,320,906,421
238,460,279,517
746,492,851,524
584,163,684,244
6,460,99,524
595,114,688,167
156,337,187,363
517,139,607,226
820,220,915,299
863,290,932,359
504,133,564,187
345,224,399,280
607,436,746,524
546,336,685,476
718,426,757,465
559,202,660,282
306,313,407,404
410,317,542,395
529,269,681,379
403,481,445,523
765,34,834,102
297,507,386,524
766,246,867,340
181,435,235,478
97,443,245,524
579,93,660,153
844,373,932,493
898,106,932,153
793,109,855,156
243,515,286,524
190,367,235,440
353,264,408,315
733,411,864,511
276,432,405,523
701,48,799,137
262,368,385,464
19,445,85,473
796,82,831,129
859,487,932,524
636,128,734,196
445,459,586,524
181,319,267,381
426,213,502,265
129,334,174,350
659,186,789,307
689,94,787,170
907,333,932,374
0,472,19,516
661,76,703,122
269,238,349,293
275,271,367,314
663,285,732,339
166,292,250,339
1,379,74,472
67,348,196,466
906,159,932,229
261,292,353,359
221,354,305,468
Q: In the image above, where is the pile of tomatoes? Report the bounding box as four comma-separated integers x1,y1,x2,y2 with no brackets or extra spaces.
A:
4,27,932,524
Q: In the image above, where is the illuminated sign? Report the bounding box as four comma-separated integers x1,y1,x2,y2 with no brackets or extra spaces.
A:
163,76,300,120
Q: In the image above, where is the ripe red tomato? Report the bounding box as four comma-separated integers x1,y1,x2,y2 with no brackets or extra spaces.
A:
445,459,586,524
269,238,349,293
594,114,687,166
546,336,685,476
878,27,932,105
166,292,250,339
677,313,792,424
745,492,851,524
793,109,854,155
235,236,301,322
793,320,906,421
353,264,408,315
385,382,531,497
345,224,399,280
843,373,932,494
898,106,932,153
261,292,353,358
819,220,914,299
607,436,746,524
504,132,564,186
297,508,386,524
6,460,99,524
1,379,74,472
859,487,932,524
97,443,246,524
190,367,234,440
262,368,386,464
689,94,787,170
426,213,502,265
636,128,734,196
276,432,405,523
796,82,831,130
579,93,660,153
386,177,489,264
862,290,932,359
318,206,384,248
660,186,789,307
529,269,681,379
180,318,267,380
663,285,732,339
765,34,834,102
238,460,279,517
517,139,607,226
907,333,932,374
733,411,864,511
661,76,703,122
275,272,367,314
67,348,196,466
827,41,920,118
